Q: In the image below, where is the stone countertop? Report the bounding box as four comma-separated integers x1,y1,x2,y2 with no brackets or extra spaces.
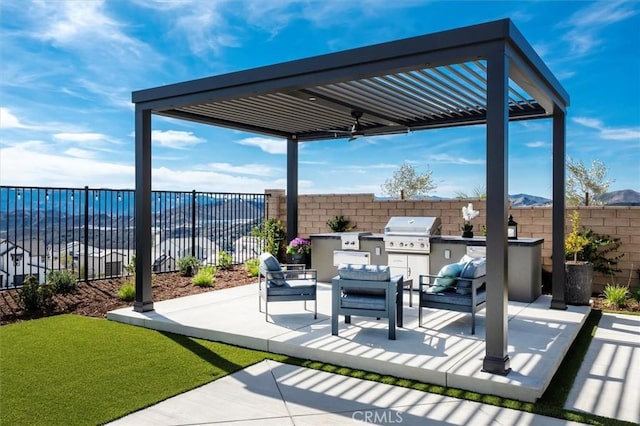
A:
310,232,384,240
430,236,544,246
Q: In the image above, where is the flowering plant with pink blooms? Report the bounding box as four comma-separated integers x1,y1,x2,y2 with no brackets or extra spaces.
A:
286,237,311,255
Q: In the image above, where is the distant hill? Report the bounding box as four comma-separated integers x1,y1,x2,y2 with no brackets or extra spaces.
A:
597,189,640,206
508,194,552,207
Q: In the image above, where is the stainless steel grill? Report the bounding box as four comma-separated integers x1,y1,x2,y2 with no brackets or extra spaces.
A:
383,216,441,254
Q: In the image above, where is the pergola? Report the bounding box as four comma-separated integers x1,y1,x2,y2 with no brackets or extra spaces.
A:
132,19,569,375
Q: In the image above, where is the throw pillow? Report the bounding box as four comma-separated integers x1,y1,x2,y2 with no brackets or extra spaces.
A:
259,252,287,286
432,262,463,292
338,264,391,281
456,257,486,294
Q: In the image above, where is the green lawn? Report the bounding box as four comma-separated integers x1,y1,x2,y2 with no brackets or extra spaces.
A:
0,312,634,426
0,315,287,425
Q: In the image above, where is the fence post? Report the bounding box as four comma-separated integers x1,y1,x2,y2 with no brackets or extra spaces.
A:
83,186,89,282
191,190,196,258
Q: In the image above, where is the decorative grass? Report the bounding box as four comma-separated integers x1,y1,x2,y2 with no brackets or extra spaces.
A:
0,315,286,425
1,310,635,426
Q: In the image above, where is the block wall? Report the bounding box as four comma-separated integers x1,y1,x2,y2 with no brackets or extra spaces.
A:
267,190,640,293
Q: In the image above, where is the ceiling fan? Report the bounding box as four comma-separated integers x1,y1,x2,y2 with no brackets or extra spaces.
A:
326,110,366,142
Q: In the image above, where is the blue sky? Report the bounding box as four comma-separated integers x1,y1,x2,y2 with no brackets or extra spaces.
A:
1,0,639,198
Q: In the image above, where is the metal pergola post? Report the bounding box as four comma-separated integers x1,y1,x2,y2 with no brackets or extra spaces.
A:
551,106,567,310
286,137,298,244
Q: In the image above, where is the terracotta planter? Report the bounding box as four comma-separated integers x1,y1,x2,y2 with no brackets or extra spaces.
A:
565,261,593,305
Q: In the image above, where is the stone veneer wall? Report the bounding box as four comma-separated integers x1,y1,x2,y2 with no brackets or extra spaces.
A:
265,190,640,293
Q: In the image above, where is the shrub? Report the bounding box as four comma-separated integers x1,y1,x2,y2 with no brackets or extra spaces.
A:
602,284,629,309
177,255,201,277
216,250,233,270
126,254,136,275
244,258,260,277
117,282,136,301
327,215,354,232
193,266,216,287
251,218,285,260
47,270,78,294
17,275,53,312
565,220,623,275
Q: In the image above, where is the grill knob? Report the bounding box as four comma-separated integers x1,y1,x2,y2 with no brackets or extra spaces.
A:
399,242,404,247
420,243,425,248
389,242,394,247
409,242,414,247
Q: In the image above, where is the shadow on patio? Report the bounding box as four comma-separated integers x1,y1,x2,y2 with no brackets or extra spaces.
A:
107,281,590,403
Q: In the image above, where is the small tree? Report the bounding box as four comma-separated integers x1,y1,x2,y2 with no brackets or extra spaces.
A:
566,157,613,206
565,211,589,262
381,162,436,200
455,185,486,200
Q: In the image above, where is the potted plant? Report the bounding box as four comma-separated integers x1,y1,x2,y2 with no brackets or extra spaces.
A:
286,237,311,266
327,215,354,232
461,203,479,238
564,211,593,305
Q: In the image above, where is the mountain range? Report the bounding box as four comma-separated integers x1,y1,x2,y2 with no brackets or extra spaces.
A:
374,189,640,206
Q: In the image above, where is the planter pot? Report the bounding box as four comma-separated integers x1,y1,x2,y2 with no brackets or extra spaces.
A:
565,261,593,305
462,230,474,238
290,253,310,268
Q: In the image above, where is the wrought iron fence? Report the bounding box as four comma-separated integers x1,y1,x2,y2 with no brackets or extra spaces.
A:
0,186,267,288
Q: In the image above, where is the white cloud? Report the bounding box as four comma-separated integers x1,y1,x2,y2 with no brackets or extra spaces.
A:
64,148,97,159
560,0,638,56
525,141,550,148
0,142,283,192
428,154,485,165
572,117,640,141
0,108,28,129
54,132,107,143
152,130,205,149
236,137,286,154
205,162,280,176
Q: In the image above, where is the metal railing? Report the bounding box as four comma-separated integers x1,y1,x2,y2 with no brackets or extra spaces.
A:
0,186,267,288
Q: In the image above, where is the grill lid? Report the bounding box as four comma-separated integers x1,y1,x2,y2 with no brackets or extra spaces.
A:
384,216,441,236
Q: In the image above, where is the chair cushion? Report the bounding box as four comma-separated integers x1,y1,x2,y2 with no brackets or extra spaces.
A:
341,294,387,310
338,264,391,281
433,262,463,292
456,257,486,295
259,252,286,286
266,279,316,296
422,287,487,306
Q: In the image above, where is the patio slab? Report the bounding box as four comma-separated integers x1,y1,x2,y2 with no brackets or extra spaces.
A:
108,360,585,426
107,282,590,402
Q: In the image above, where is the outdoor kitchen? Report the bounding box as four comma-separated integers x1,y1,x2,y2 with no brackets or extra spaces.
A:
310,216,441,290
311,215,543,303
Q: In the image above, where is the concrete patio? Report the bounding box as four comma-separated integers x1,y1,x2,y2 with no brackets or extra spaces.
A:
107,281,590,403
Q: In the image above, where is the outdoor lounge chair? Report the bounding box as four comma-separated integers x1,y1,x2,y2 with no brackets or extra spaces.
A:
258,252,317,321
331,264,403,340
418,255,486,334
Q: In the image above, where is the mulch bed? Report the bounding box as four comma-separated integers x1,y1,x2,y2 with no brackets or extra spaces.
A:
1,267,637,326
0,266,257,326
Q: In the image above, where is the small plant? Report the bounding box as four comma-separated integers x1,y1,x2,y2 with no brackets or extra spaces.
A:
327,215,354,232
125,254,136,275
117,283,136,301
244,258,260,277
565,211,589,262
602,284,629,309
286,237,311,255
193,266,216,287
177,255,201,277
251,218,285,259
216,250,233,270
47,270,78,294
461,203,480,233
17,275,53,312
